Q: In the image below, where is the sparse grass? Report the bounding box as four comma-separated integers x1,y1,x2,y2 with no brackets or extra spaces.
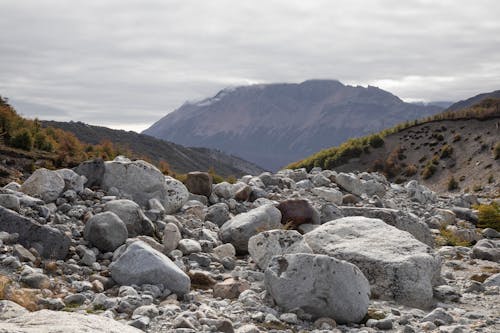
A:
476,203,500,231
439,226,472,247
472,184,483,192
403,164,418,177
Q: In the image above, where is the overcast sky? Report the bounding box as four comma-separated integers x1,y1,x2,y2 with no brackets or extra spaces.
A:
1,0,499,132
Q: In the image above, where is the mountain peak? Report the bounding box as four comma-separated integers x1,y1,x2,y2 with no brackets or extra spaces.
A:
143,80,444,170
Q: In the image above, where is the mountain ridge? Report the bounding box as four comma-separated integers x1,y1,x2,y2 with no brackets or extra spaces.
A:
143,79,444,170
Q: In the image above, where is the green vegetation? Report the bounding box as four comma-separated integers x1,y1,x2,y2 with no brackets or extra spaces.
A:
476,203,500,231
422,157,439,179
440,144,453,159
287,98,500,171
439,225,471,247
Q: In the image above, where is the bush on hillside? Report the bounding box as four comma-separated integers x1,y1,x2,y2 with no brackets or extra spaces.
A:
476,203,500,231
10,129,33,151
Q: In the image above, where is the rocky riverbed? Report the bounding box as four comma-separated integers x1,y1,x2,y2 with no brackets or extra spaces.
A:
0,156,499,333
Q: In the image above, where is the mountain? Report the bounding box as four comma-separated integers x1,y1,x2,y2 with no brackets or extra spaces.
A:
446,89,500,112
289,98,500,194
42,121,265,177
143,79,444,170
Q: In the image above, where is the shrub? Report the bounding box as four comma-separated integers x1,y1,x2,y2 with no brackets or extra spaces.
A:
368,134,384,148
440,144,453,159
472,184,482,192
422,160,437,179
33,132,54,152
439,226,471,247
447,176,458,191
10,129,33,150
494,142,500,159
403,164,418,177
476,203,500,231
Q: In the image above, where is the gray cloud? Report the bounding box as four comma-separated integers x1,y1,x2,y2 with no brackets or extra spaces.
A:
1,0,499,132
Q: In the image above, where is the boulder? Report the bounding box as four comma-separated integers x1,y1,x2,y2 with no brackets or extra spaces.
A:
0,309,142,333
20,168,65,202
311,187,343,205
104,199,154,237
335,173,364,196
265,253,370,323
276,199,319,228
73,158,105,188
451,207,479,224
213,182,234,199
205,203,231,227
162,222,181,253
340,206,433,246
110,241,190,295
55,168,86,193
0,194,20,212
0,300,29,320
101,157,188,212
83,212,128,252
0,207,70,259
248,230,313,269
219,204,282,253
185,172,212,197
405,180,437,204
471,239,500,262
234,183,252,201
163,176,190,214
304,217,441,308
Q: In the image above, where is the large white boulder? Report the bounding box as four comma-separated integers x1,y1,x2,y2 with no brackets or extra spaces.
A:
101,157,188,213
0,309,142,333
219,204,282,253
248,230,313,269
110,241,190,295
311,187,343,205
20,168,65,202
55,168,87,193
265,253,370,323
104,199,154,237
304,217,441,308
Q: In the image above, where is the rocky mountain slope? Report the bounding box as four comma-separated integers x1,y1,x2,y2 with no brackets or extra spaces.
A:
42,120,265,177
0,157,499,332
446,90,500,112
290,98,500,194
143,80,443,170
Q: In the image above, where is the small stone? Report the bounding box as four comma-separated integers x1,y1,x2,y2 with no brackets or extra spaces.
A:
20,273,50,289
212,243,236,258
178,239,202,255
314,317,337,329
421,308,454,325
162,222,181,253
13,244,36,262
213,278,250,299
64,293,87,306
280,313,298,324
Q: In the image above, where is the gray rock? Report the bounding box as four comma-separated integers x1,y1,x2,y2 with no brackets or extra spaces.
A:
110,241,190,295
83,212,128,252
162,222,181,253
340,206,433,246
13,244,36,262
482,273,500,287
104,199,154,237
185,172,212,197
219,204,282,253
0,194,20,211
0,207,70,259
304,217,441,308
471,239,500,262
405,180,437,204
178,239,202,255
20,273,50,289
320,203,344,223
0,300,29,320
451,207,479,224
248,230,313,269
335,173,364,196
3,182,21,191
311,173,331,187
213,182,235,199
421,307,454,325
205,203,231,227
101,157,188,212
74,158,105,187
55,168,86,193
312,187,343,205
20,168,65,202
482,228,500,239
0,309,142,332
212,243,236,258
433,285,461,302
265,253,370,323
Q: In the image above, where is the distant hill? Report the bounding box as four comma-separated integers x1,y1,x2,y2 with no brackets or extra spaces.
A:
446,90,500,112
288,98,500,193
143,79,444,170
42,120,265,177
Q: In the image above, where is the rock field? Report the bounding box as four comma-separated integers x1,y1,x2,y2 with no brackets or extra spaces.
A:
0,156,499,333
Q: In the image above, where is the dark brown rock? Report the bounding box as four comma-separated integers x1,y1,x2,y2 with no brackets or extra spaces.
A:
185,172,212,197
277,199,319,229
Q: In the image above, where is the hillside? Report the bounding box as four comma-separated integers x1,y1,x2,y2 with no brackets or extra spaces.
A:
143,79,443,170
41,121,265,177
446,89,500,112
289,98,500,194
